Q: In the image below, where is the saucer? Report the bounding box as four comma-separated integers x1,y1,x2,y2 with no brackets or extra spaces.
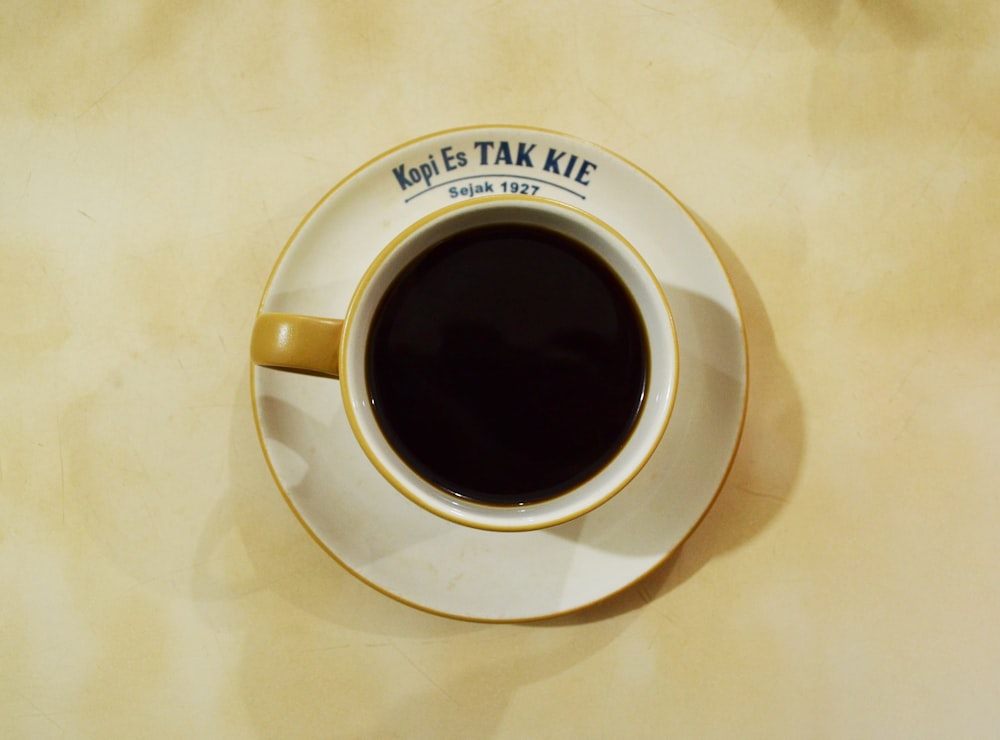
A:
251,126,748,621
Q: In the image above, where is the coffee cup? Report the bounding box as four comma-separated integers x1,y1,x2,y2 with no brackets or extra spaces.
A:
251,195,678,531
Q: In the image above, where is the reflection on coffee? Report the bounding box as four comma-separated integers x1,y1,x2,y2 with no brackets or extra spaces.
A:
366,223,648,506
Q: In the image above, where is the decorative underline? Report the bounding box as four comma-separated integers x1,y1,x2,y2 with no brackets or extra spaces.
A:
402,173,588,203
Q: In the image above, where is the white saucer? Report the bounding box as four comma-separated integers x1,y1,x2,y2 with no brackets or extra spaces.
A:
251,126,748,621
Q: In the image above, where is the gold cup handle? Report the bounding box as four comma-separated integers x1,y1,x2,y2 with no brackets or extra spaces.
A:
251,313,344,378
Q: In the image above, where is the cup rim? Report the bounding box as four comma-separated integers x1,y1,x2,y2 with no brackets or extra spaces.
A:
337,194,679,531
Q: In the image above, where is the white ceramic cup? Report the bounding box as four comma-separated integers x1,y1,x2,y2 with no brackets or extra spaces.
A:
251,195,678,531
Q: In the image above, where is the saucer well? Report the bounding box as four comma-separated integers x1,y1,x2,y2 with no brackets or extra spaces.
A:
251,126,748,621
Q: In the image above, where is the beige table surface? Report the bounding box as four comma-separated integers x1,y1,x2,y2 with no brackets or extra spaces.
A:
3,1,999,737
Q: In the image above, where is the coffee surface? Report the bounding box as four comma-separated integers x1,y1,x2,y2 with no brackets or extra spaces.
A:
366,223,648,505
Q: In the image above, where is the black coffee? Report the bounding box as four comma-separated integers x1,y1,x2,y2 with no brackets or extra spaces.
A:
366,223,648,506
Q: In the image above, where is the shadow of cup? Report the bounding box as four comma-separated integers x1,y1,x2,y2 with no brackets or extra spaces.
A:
548,213,805,625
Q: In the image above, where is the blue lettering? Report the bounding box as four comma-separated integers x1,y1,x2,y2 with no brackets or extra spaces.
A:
393,164,413,189
473,141,494,165
516,142,535,167
391,153,443,191
441,146,463,172
448,181,496,199
575,159,597,185
495,141,513,165
543,148,565,174
563,154,578,180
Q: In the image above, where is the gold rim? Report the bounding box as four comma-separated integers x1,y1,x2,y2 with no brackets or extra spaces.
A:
250,124,749,621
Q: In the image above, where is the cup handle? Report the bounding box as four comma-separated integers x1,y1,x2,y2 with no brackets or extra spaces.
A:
251,313,344,378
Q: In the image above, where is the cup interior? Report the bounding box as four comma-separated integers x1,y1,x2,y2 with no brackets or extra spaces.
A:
339,196,678,531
